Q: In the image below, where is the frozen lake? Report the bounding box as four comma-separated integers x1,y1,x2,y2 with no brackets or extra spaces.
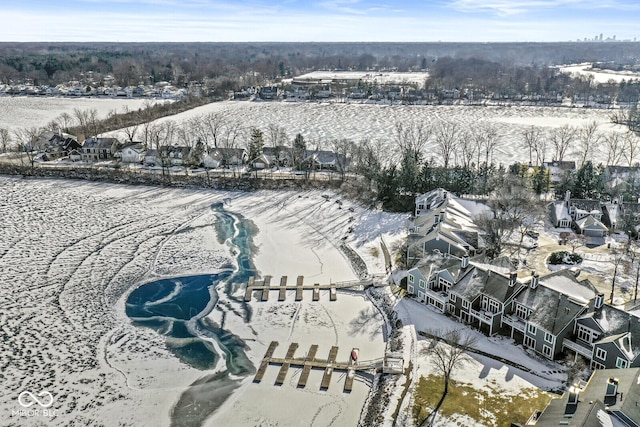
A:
0,96,155,132
0,96,628,165
109,100,624,166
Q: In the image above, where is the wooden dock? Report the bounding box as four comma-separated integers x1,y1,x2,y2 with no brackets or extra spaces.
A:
297,344,318,388
278,276,288,301
254,341,279,383
244,276,255,302
320,346,339,390
275,342,299,385
243,275,362,302
253,341,392,392
261,275,272,301
295,275,304,301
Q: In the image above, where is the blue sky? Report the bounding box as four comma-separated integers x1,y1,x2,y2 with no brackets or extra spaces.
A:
2,0,639,42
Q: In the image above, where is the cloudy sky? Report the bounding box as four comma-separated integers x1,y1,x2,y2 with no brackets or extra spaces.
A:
2,0,639,42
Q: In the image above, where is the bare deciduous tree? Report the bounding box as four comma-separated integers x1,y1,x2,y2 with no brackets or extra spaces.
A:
120,106,140,142
0,127,11,153
624,131,640,167
521,126,541,166
456,129,475,169
434,122,459,168
576,120,601,167
603,132,623,166
550,124,576,161
418,329,477,427
13,127,43,168
472,124,500,167
394,122,431,161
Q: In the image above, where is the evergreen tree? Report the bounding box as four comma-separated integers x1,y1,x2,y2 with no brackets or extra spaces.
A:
292,133,306,170
531,166,551,195
248,128,264,164
574,160,604,199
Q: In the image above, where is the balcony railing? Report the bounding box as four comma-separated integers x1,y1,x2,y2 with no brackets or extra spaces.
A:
563,338,593,358
469,308,498,322
502,314,526,332
424,288,448,303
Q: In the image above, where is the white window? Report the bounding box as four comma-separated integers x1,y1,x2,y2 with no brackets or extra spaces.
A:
595,347,607,361
409,275,414,283
576,324,599,344
462,300,470,309
417,291,425,302
446,303,455,313
449,294,457,303
515,304,529,319
419,280,425,289
524,336,535,348
591,361,605,370
616,357,629,369
544,332,553,344
482,297,500,313
527,323,537,335
542,345,553,358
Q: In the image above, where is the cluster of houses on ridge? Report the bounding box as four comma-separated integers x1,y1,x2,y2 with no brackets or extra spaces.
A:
0,80,190,100
233,81,624,108
32,131,349,172
406,188,640,373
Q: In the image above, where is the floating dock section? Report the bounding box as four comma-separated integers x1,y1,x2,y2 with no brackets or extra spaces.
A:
243,275,371,302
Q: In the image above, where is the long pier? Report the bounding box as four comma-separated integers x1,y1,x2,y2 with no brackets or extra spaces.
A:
253,341,389,392
244,275,373,302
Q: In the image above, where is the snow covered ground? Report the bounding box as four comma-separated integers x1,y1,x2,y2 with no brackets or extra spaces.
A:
0,97,159,133
558,63,640,84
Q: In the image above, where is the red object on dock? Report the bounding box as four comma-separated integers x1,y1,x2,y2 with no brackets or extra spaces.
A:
351,348,359,362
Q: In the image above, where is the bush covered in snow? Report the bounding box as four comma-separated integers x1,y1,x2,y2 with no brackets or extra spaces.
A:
548,251,583,265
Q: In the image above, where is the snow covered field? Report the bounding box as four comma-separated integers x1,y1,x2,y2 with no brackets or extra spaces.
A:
559,63,640,84
0,97,157,132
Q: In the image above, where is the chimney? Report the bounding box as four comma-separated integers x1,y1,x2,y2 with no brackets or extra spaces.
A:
509,271,517,286
461,255,469,269
595,293,604,309
531,272,539,289
565,190,571,204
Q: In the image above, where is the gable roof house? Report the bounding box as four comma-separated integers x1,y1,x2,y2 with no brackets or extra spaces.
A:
568,302,640,370
217,148,247,166
550,190,608,245
542,160,576,183
157,145,192,167
604,165,640,191
408,254,522,336
81,137,120,162
119,142,146,163
507,269,599,361
407,189,489,263
302,150,350,172
251,146,292,169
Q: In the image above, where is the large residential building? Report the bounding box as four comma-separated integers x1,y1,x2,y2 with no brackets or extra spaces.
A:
407,254,640,370
407,189,489,263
